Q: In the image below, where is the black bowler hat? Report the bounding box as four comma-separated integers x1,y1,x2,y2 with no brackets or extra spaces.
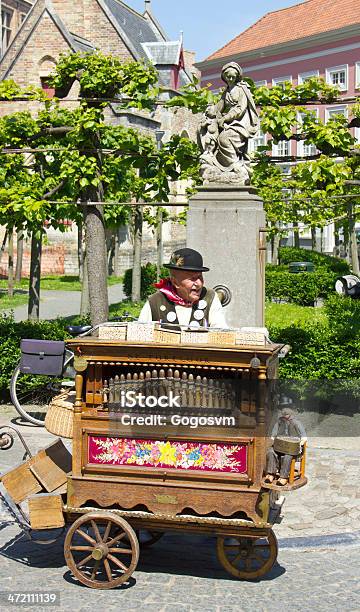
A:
164,248,210,272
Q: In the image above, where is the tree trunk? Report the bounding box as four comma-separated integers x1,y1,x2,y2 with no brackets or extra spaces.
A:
293,222,300,248
156,207,163,281
80,248,90,316
311,227,317,250
15,230,24,282
271,233,280,265
114,228,120,278
348,202,360,275
28,231,42,320
132,205,143,302
77,219,83,282
84,203,109,325
7,229,14,298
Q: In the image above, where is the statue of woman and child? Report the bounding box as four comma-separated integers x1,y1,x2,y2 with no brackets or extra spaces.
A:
198,62,260,185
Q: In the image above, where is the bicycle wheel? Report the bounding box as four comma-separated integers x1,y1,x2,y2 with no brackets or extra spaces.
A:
10,363,74,426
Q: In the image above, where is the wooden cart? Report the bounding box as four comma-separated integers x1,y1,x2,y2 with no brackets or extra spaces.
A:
1,337,307,589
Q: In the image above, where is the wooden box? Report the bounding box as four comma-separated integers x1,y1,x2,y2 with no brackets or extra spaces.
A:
28,493,65,530
180,329,209,344
154,328,181,344
127,322,155,342
1,462,42,504
208,330,236,346
97,324,127,340
236,331,266,346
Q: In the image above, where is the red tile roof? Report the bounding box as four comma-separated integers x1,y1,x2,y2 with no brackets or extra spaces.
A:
206,0,360,61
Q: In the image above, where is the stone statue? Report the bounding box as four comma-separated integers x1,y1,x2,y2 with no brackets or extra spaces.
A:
198,62,260,185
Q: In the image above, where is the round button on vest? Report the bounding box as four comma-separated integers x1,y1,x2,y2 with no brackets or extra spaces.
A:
160,305,166,312
166,311,177,323
189,320,200,328
194,310,204,321
198,299,207,310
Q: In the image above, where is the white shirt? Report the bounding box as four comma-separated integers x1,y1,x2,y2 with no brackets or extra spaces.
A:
139,292,228,328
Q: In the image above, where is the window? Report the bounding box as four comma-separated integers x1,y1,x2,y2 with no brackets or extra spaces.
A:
272,140,290,157
298,70,319,84
254,80,267,88
1,8,13,52
272,76,292,89
250,130,266,153
356,62,360,89
297,111,318,157
325,105,348,122
326,65,348,91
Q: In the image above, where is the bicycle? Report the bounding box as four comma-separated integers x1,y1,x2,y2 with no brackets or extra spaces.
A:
10,315,136,426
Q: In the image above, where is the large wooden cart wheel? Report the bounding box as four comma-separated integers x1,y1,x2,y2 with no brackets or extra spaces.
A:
217,530,278,580
64,512,139,589
136,530,163,548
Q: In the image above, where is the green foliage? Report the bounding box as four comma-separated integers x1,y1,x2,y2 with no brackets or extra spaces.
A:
266,267,337,306
123,263,168,300
49,51,158,107
165,77,220,114
269,295,360,379
278,247,350,274
0,79,49,101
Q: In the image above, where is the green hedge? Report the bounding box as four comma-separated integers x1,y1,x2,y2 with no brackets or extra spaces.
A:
266,268,337,305
269,295,360,379
278,246,350,274
123,263,169,300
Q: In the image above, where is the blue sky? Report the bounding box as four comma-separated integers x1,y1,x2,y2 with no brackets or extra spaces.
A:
128,0,305,61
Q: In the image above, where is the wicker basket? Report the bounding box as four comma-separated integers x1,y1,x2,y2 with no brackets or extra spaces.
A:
45,391,75,439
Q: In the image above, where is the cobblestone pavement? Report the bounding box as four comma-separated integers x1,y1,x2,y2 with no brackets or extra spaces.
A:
0,522,359,611
1,407,359,538
1,408,360,610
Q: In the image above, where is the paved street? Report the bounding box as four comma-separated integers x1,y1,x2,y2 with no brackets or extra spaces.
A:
3,284,125,321
1,408,359,610
0,521,359,612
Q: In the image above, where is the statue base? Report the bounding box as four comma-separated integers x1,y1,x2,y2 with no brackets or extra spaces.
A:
187,185,265,328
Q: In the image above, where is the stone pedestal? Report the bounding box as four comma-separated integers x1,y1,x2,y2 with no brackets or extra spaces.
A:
187,185,266,328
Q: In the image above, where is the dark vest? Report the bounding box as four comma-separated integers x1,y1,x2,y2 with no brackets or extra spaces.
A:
148,287,215,330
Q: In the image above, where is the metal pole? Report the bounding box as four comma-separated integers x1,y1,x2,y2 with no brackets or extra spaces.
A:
155,130,165,281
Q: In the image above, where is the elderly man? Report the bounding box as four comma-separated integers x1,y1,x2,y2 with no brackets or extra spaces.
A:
139,248,227,329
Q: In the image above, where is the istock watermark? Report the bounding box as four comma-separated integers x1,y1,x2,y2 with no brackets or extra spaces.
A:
115,390,181,408
113,414,236,428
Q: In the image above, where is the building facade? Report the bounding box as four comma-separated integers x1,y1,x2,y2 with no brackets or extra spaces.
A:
0,0,197,277
197,0,360,254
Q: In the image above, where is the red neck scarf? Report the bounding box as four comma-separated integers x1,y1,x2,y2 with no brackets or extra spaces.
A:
154,278,199,308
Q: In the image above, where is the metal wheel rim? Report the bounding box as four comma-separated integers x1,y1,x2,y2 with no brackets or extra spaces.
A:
64,512,139,589
217,530,278,580
10,364,65,426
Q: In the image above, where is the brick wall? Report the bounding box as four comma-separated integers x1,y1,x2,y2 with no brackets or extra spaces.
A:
0,244,66,277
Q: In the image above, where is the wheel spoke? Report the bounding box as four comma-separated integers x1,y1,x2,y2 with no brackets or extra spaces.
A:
76,553,94,569
253,552,265,562
76,528,96,546
232,552,244,565
103,521,112,543
224,544,240,551
70,546,93,552
90,559,100,581
108,547,133,554
103,558,113,582
245,558,253,571
91,520,102,543
107,553,128,572
107,531,126,548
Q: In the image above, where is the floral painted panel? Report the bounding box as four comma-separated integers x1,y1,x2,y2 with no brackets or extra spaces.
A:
88,436,247,473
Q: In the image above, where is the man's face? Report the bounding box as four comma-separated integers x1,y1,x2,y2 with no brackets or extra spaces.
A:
171,270,204,304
